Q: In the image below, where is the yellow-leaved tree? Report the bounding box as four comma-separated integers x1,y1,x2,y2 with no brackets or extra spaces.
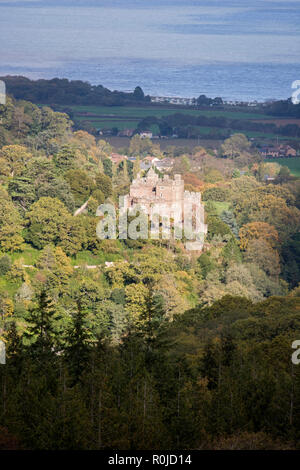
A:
0,198,25,252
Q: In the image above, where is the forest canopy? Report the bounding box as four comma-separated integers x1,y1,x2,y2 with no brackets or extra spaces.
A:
0,93,299,450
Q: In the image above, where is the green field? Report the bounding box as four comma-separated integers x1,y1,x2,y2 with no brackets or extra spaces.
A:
70,105,269,120
69,104,272,133
64,104,291,141
265,157,300,177
76,117,140,130
187,127,287,140
233,130,296,140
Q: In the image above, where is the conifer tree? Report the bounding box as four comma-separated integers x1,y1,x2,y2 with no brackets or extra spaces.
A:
24,289,59,360
64,299,91,384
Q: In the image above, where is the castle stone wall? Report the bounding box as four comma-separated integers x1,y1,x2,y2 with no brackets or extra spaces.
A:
124,169,207,249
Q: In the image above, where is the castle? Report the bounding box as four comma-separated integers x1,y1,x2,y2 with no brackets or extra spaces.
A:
123,168,207,250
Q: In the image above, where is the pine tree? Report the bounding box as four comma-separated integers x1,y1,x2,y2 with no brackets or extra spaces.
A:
24,289,59,360
6,321,23,367
64,299,91,384
220,210,239,238
202,342,218,390
221,333,236,367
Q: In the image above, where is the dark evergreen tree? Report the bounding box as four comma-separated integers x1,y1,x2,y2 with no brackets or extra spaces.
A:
220,210,239,238
24,289,59,361
64,299,91,384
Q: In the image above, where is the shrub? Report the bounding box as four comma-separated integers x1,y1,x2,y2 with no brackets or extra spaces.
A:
0,255,12,275
203,187,229,202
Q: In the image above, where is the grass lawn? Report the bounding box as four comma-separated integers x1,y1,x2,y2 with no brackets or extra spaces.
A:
265,157,300,177
204,201,230,215
71,249,123,266
9,245,40,265
2,245,123,269
213,201,231,215
0,277,22,296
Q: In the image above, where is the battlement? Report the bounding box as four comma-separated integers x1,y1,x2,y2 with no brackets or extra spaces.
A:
133,170,183,188
128,171,204,208
123,170,207,250
184,190,202,203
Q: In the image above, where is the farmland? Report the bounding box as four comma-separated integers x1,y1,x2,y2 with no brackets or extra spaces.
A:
265,157,300,177
62,104,300,143
70,104,270,121
106,136,224,150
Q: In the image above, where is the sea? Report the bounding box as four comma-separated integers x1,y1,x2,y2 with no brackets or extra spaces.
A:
0,0,300,101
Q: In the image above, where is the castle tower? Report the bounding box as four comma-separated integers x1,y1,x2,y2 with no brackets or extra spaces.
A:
124,172,207,250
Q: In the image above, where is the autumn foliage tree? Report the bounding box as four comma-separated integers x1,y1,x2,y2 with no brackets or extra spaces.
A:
239,222,279,250
0,198,25,252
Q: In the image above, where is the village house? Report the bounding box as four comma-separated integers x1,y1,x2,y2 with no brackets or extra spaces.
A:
150,96,196,106
154,157,175,172
285,146,297,157
139,156,159,171
260,144,297,158
99,129,113,136
117,128,134,137
110,153,128,165
264,174,276,182
139,157,174,172
140,161,151,171
139,131,153,139
143,156,160,165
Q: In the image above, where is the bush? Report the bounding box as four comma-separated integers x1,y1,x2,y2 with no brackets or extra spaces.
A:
0,255,12,275
207,215,232,240
203,187,229,202
203,169,224,183
111,288,126,305
197,252,216,279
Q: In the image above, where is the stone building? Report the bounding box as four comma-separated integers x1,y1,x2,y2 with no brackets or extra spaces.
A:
123,168,207,250
110,153,128,165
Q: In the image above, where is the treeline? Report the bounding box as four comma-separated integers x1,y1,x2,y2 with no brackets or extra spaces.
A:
196,94,223,106
2,75,300,119
0,76,150,106
265,98,300,118
138,113,300,138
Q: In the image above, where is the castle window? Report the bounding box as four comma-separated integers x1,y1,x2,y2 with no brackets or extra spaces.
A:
160,193,163,197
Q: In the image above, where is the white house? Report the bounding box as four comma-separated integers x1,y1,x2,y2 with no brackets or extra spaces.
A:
140,131,153,139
